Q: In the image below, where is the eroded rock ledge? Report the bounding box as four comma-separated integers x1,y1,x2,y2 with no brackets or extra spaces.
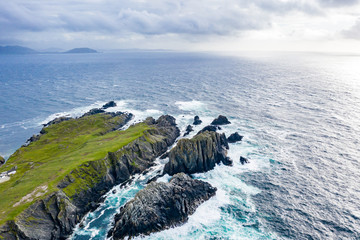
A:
110,173,216,240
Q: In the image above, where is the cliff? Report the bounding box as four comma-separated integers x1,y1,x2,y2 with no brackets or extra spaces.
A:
163,131,230,175
110,173,216,239
0,113,179,239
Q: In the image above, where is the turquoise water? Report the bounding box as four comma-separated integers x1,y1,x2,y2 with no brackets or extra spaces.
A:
1,52,359,239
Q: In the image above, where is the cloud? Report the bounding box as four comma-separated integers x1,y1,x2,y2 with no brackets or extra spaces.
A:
0,0,359,49
0,0,321,38
343,18,360,39
318,0,359,7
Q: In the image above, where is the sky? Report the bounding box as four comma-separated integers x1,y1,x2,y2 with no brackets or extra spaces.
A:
1,0,360,52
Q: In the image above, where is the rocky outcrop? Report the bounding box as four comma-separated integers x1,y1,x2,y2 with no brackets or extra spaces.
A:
0,156,5,166
102,101,116,109
0,115,180,240
183,125,193,136
240,156,249,165
227,132,243,143
43,116,72,127
110,173,216,240
197,125,217,134
163,131,230,175
81,108,105,117
193,116,202,125
211,115,231,125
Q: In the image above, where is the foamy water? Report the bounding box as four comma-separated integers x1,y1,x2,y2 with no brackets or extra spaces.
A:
1,52,359,239
68,100,277,240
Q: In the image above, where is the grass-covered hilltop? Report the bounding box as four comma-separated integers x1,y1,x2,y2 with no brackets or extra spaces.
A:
0,105,180,239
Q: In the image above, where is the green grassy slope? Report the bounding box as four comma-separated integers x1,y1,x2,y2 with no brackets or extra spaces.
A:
0,113,150,225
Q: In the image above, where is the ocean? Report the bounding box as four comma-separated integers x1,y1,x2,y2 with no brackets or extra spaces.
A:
0,51,359,240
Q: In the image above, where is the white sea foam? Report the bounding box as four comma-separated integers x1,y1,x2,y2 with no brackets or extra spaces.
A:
40,101,106,125
175,100,207,111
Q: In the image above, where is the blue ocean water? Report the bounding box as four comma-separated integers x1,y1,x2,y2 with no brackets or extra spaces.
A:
0,51,359,239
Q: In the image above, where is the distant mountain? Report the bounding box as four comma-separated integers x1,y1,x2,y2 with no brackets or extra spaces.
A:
64,48,97,54
0,46,38,55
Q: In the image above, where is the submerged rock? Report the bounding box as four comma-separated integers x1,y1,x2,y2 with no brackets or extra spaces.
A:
102,101,116,109
110,173,216,239
163,131,230,175
240,156,249,165
183,125,194,136
193,116,202,125
211,115,231,125
227,132,243,143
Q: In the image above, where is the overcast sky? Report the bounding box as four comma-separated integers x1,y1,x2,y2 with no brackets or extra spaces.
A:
1,0,360,52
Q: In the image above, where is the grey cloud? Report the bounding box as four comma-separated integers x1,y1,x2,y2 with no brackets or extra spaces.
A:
343,19,360,39
0,2,50,32
1,0,360,48
318,0,359,7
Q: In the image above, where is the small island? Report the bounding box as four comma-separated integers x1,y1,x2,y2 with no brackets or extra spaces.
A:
64,48,98,54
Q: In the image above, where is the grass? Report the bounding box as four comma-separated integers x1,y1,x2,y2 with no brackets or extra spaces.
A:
0,113,151,225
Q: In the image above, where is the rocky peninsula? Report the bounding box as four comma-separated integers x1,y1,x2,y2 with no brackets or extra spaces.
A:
0,108,179,239
0,108,241,239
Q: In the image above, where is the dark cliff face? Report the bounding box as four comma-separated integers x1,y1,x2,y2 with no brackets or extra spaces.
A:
110,173,216,240
0,115,180,240
163,131,230,175
0,192,79,240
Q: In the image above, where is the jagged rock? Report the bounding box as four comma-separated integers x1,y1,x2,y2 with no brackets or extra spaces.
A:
211,115,231,125
0,156,4,166
81,108,105,117
163,131,230,175
222,157,233,166
102,101,117,109
183,125,194,136
3,191,81,240
43,116,72,127
240,156,249,165
227,132,243,143
197,125,217,134
193,116,202,125
110,173,216,239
